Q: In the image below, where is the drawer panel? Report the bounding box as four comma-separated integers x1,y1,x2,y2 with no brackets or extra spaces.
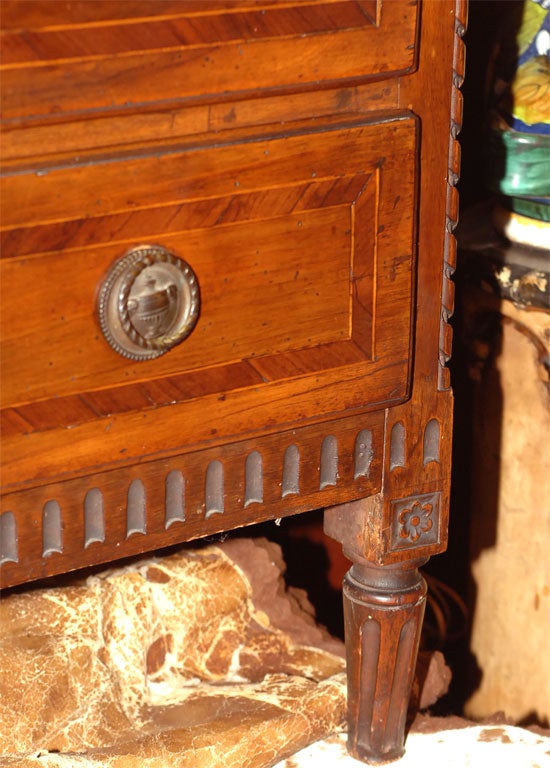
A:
0,0,418,123
1,116,417,488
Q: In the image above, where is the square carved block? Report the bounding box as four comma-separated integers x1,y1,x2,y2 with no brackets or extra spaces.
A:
390,492,442,552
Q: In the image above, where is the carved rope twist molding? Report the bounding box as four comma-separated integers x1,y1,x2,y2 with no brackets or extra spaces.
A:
438,0,467,391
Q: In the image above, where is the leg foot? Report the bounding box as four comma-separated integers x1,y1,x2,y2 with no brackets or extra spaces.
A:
343,559,427,763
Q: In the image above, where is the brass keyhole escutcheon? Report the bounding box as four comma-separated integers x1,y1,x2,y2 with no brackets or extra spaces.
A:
97,245,200,360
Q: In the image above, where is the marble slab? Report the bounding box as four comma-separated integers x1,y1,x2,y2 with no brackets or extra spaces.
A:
0,538,450,767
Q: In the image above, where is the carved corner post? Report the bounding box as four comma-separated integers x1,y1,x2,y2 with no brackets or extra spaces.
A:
325,390,453,762
323,0,466,760
343,555,428,761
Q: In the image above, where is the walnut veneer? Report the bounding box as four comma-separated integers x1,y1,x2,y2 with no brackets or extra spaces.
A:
0,1,466,761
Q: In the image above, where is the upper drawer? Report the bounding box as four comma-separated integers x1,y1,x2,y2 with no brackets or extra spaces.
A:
1,116,417,489
0,0,418,124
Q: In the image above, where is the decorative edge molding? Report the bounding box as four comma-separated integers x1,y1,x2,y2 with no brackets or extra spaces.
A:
439,0,467,391
0,419,381,589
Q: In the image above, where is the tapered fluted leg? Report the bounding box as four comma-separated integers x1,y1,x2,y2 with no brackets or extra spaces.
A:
343,559,427,763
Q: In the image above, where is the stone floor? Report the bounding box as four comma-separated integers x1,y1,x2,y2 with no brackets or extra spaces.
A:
275,724,550,768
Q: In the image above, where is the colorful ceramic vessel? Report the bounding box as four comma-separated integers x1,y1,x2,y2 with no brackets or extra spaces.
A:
486,0,550,229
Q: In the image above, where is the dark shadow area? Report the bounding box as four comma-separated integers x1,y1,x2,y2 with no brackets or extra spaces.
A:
423,0,513,718
233,509,345,641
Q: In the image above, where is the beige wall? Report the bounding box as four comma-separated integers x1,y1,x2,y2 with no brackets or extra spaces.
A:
466,296,550,724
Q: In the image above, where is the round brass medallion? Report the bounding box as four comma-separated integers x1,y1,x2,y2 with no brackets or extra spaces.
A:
97,245,200,360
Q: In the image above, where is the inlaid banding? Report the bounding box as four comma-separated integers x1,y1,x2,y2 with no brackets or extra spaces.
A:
354,429,374,479
320,435,338,489
165,470,185,527
0,511,18,565
390,422,406,470
282,444,300,497
126,479,146,537
245,451,263,507
42,500,62,556
423,419,441,465
84,488,105,547
205,460,224,518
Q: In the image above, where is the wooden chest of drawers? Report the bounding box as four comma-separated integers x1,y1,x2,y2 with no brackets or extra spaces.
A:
0,1,466,761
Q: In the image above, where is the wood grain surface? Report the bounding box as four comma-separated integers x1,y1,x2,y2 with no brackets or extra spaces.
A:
1,117,416,491
0,4,464,762
1,0,459,596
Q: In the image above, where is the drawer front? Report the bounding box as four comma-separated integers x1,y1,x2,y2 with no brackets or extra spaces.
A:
1,116,417,488
1,1,417,124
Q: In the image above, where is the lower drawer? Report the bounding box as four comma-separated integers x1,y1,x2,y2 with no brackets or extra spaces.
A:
1,116,417,490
